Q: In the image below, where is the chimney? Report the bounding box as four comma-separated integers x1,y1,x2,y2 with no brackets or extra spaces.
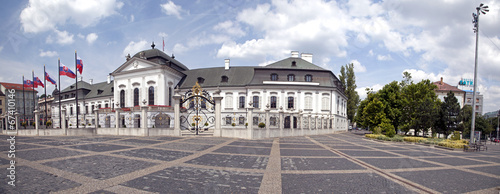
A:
291,51,299,58
440,77,443,85
301,53,313,63
89,79,93,85
225,59,230,70
107,75,111,84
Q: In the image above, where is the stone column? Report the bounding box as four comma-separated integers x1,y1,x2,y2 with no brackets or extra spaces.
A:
299,111,304,136
115,108,120,135
173,91,181,137
290,111,294,136
279,107,284,137
247,106,254,139
265,107,270,138
61,108,67,135
141,105,148,136
34,110,39,136
315,115,319,130
94,109,99,130
308,113,312,131
213,92,223,137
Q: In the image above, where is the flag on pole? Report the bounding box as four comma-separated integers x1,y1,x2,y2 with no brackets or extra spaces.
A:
23,79,33,88
45,72,57,85
76,56,83,74
34,77,44,88
59,64,76,78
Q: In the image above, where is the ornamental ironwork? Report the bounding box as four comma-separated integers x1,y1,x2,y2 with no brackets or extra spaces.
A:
180,82,215,134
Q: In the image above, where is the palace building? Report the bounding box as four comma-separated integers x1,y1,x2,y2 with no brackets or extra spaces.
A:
46,45,348,139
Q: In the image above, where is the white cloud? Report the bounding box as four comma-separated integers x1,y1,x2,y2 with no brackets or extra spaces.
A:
46,29,74,45
160,1,184,19
77,33,85,39
213,21,245,37
0,46,3,53
350,59,366,73
20,0,123,33
173,33,231,54
86,33,98,44
158,32,168,38
130,14,135,23
368,50,374,56
122,40,148,57
356,84,384,100
377,54,392,61
39,50,58,57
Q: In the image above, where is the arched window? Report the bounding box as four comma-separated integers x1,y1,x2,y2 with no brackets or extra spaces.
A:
133,88,139,106
120,90,125,107
305,74,313,82
270,73,278,81
239,96,245,108
287,96,294,109
287,74,295,81
148,86,154,105
304,94,313,110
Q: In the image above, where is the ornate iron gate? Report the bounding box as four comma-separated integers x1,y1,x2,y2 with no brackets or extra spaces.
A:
180,82,215,135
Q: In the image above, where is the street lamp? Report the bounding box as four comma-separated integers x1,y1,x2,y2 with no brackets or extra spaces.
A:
470,3,489,144
497,110,499,140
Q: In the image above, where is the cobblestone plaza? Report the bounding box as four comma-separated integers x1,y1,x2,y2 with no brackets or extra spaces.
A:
1,132,499,193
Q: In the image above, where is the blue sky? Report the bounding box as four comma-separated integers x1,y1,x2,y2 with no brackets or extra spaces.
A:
1,0,499,113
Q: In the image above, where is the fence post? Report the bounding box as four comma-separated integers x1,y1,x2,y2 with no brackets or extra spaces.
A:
265,106,270,138
115,108,120,135
62,108,67,135
279,107,284,137
173,90,182,137
247,104,254,139
34,110,39,135
213,89,223,137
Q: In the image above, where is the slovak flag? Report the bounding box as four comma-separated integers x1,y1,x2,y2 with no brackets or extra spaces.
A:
45,72,56,85
23,79,33,88
76,57,83,74
60,64,76,79
34,77,44,88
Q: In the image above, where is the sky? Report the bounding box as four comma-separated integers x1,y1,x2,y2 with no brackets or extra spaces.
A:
0,0,499,114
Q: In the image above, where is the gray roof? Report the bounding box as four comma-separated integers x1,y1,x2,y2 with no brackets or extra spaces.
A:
60,81,93,93
132,48,189,71
60,80,113,99
178,66,255,89
263,57,327,71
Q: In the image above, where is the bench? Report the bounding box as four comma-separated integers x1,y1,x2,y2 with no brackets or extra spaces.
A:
463,144,487,152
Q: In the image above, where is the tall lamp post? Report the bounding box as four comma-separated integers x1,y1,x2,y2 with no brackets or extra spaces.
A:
497,110,499,141
470,3,489,144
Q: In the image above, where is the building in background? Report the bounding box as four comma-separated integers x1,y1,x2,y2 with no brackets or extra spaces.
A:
0,82,38,125
37,96,55,125
464,90,484,115
433,77,466,108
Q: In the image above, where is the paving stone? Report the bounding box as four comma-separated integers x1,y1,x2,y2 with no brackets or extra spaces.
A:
358,158,441,169
464,156,500,163
185,154,269,169
121,166,262,193
13,138,54,143
338,150,399,157
467,165,500,176
282,173,416,193
281,158,365,170
279,144,323,149
156,142,214,151
229,141,273,147
181,138,230,144
280,149,338,157
394,169,500,193
372,146,410,151
38,140,91,146
391,150,445,157
78,137,122,142
113,148,193,162
88,190,116,194
0,166,81,193
69,143,133,152
421,157,489,166
114,139,163,146
327,145,368,150
0,143,45,152
154,136,184,141
17,148,86,161
43,155,158,180
213,146,271,155
0,157,11,165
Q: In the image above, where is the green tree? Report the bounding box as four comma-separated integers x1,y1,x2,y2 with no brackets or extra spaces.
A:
339,63,360,123
458,105,472,137
436,91,461,138
400,79,439,136
377,81,402,131
362,97,388,131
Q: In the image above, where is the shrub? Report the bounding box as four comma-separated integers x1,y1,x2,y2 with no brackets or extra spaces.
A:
232,123,236,127
391,135,404,142
403,136,426,143
437,139,468,149
258,122,265,128
69,124,72,126
378,122,394,134
204,122,209,126
245,123,248,126
46,121,52,126
450,131,461,141
373,127,382,134
385,128,396,138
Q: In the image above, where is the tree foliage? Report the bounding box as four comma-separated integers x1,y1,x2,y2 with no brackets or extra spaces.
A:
400,78,439,136
436,91,460,137
339,63,360,123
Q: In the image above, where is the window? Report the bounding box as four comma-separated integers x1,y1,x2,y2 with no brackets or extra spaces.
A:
97,90,103,95
91,105,95,114
85,105,88,114
253,96,259,108
70,107,73,115
271,74,278,81
197,77,205,84
291,61,296,66
133,88,139,106
148,86,154,105
287,74,295,81
467,98,471,103
321,96,330,110
287,97,294,109
304,94,313,110
253,117,259,125
239,96,245,108
105,103,109,108
221,76,228,82
270,117,277,126
270,96,277,108
226,116,232,125
77,105,80,114
305,75,312,82
120,90,125,107
225,94,233,108
98,104,101,109
476,98,480,103
0,100,2,105
476,105,479,110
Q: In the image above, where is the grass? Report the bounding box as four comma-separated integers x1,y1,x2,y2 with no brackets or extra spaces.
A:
365,134,468,149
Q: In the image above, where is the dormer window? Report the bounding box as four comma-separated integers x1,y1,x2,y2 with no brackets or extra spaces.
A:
221,76,229,83
197,77,205,84
97,90,103,95
270,73,278,81
287,74,295,81
291,61,296,67
305,74,313,82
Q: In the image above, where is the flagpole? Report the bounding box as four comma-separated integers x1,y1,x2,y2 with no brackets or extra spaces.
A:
58,58,62,128
75,50,79,129
32,70,35,127
44,64,47,128
22,75,25,128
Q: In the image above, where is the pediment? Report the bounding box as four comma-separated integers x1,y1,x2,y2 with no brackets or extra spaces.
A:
111,58,158,75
